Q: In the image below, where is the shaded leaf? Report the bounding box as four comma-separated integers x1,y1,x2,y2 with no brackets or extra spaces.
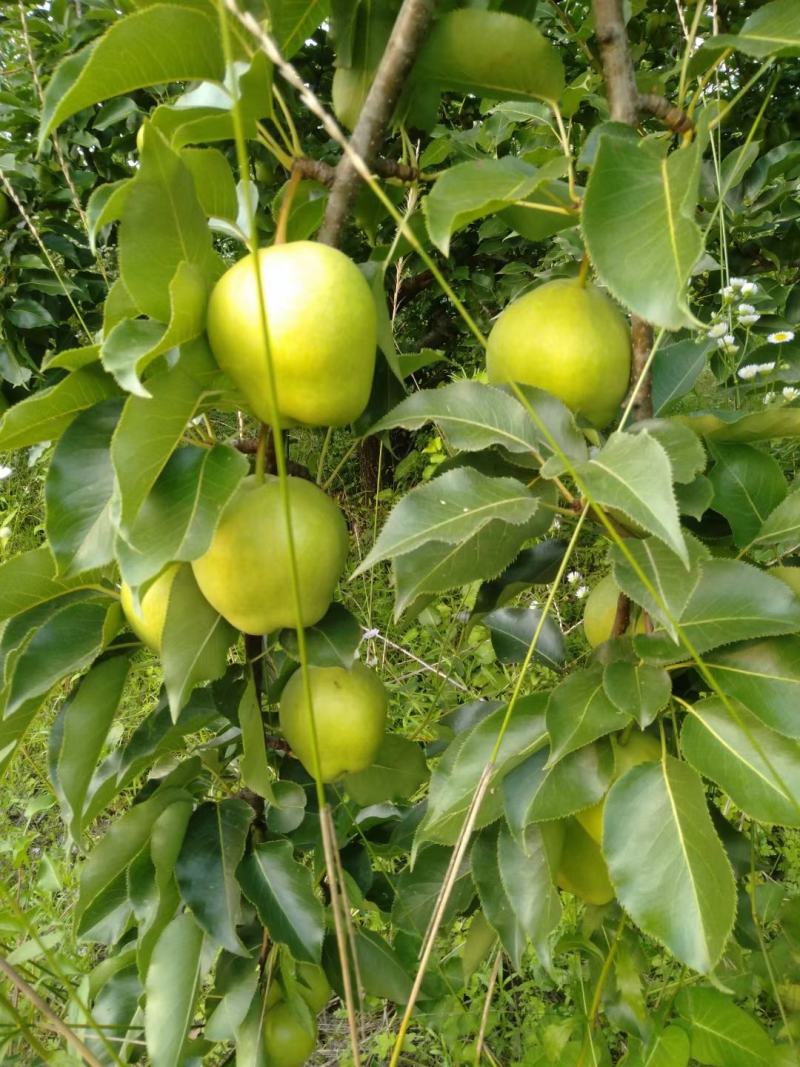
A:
473,539,569,617
704,636,800,738
472,827,526,969
280,603,362,668
611,533,709,639
484,606,566,670
343,735,429,806
392,845,474,936
652,339,710,415
547,665,629,765
675,987,775,1066
708,441,787,548
503,741,614,833
0,366,119,450
144,913,204,1067
603,661,672,728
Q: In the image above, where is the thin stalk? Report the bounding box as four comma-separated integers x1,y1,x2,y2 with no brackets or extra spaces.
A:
315,426,333,485
474,950,502,1066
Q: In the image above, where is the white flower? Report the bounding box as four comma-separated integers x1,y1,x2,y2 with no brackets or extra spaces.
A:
736,303,760,325
756,362,776,374
552,517,561,530
0,526,11,539
738,313,760,326
737,364,760,380
741,281,758,298
707,321,728,339
768,331,795,344
718,334,739,354
783,387,800,401
0,465,12,481
721,285,735,302
575,585,589,599
763,392,777,405
737,303,756,315
566,570,581,584
730,277,748,290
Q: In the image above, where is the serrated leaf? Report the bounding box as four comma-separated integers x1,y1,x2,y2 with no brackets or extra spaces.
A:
424,158,541,255
678,406,800,442
182,147,238,220
175,799,253,954
652,339,709,415
268,0,329,57
418,694,548,845
630,419,706,484
40,5,230,143
237,840,325,963
547,665,629,765
578,431,688,565
704,636,800,738
676,474,714,520
144,912,204,1067
634,559,800,662
473,539,568,617
603,661,672,728
161,566,235,720
709,0,800,59
45,398,122,575
503,741,614,833
708,441,787,548
682,698,800,826
392,845,474,935
603,758,735,972
472,827,526,969
483,606,566,670
0,546,108,622
675,987,775,1066
280,602,361,668
0,366,119,450
138,799,193,979
116,444,248,589
584,130,702,329
343,735,429,806
498,823,561,970
751,488,800,548
324,928,413,1005
353,468,543,576
49,653,131,843
237,678,273,801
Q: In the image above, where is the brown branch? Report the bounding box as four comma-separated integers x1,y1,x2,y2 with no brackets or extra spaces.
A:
611,593,631,637
638,93,693,135
295,156,419,186
317,0,435,246
592,0,653,420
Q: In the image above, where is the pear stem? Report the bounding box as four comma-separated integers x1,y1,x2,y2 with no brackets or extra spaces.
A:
274,166,302,245
577,252,590,287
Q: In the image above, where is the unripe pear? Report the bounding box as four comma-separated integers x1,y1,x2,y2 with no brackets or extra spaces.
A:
120,564,180,653
486,278,631,429
206,241,377,428
556,817,614,905
279,663,388,783
262,1002,316,1067
192,475,348,635
583,574,646,647
576,731,661,844
770,566,800,596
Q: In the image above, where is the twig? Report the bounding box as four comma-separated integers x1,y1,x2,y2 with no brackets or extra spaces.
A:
593,0,654,420
295,157,419,186
317,0,435,245
638,93,693,134
475,950,502,1064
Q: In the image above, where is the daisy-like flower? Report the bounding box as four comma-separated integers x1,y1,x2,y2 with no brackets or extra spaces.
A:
0,465,12,481
737,364,760,380
720,285,735,302
566,570,581,585
763,391,778,405
756,362,776,374
707,321,729,339
736,303,760,326
575,585,589,599
729,277,748,290
768,331,795,344
783,387,800,401
718,334,739,354
741,281,759,298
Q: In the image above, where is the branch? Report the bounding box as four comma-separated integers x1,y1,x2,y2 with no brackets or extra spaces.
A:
638,93,693,135
592,0,654,420
317,0,435,246
295,156,419,186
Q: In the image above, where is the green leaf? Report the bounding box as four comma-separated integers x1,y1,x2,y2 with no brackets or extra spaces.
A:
144,913,204,1067
583,129,703,329
634,560,800,662
682,698,800,826
45,399,122,575
418,694,548,845
472,827,526,969
116,444,248,589
678,406,800,443
602,661,671,728
368,380,583,463
85,966,142,1063
751,488,800,548
76,787,186,941
0,366,119,450
652,339,710,415
497,823,561,970
0,546,108,622
603,758,735,972
40,5,229,143
676,474,715,520
423,158,541,256
280,603,362,668
324,928,413,1004
392,845,474,936
49,653,131,843
181,147,238,220
629,419,706,485
238,678,273,801
353,468,544,576
473,539,568,617
205,958,259,1042
623,1027,690,1067
175,799,253,954
710,0,800,58
676,987,775,1066
704,636,800,738
268,0,330,58
343,735,429,806
138,798,193,979
503,741,614,832
708,441,787,548
483,606,566,670
161,566,235,720
86,179,131,253
547,665,629,765
112,339,220,531
238,840,325,963
611,533,709,639
117,130,218,326
577,431,688,565
499,179,579,243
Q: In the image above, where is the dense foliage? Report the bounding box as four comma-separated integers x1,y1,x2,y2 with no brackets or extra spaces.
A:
2,0,800,1065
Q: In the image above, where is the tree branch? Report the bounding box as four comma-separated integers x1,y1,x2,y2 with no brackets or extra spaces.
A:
592,0,654,420
317,0,435,246
295,156,419,186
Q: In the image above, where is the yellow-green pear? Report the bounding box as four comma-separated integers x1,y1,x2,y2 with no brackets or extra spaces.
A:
206,241,377,427
556,817,614,905
770,566,800,596
192,475,348,635
583,574,646,647
576,732,661,844
295,963,331,1013
262,1002,316,1067
486,278,631,429
279,663,388,783
120,564,180,653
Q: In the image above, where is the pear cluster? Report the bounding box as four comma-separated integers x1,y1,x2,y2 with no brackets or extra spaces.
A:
121,240,388,793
